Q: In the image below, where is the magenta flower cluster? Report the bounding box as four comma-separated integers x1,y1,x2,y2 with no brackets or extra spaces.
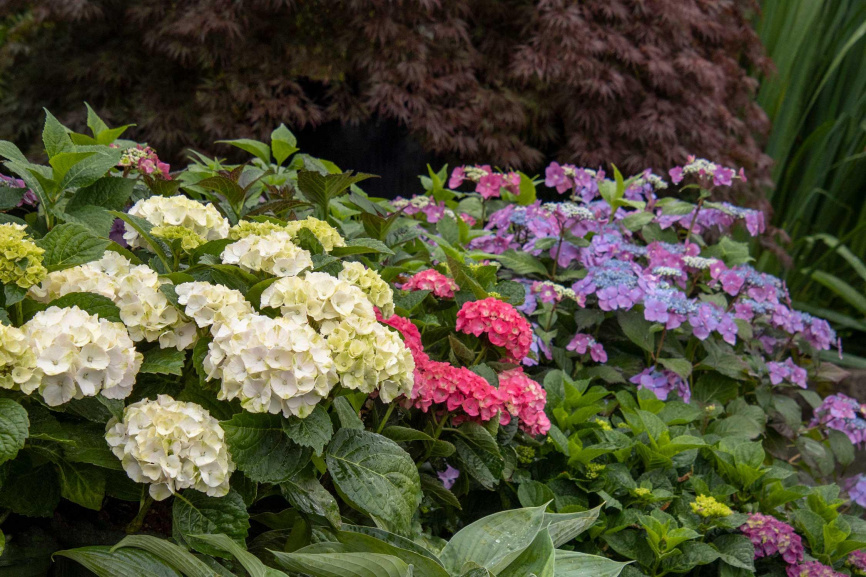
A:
456,298,533,363
449,164,520,200
809,393,866,447
786,561,845,577
400,269,459,299
740,513,804,564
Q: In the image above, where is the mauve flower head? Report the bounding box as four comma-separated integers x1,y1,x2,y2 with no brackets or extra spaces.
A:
766,359,807,388
786,561,845,577
456,298,533,363
810,394,866,447
847,550,866,575
630,367,691,403
741,513,804,564
566,333,607,363
845,474,866,508
438,465,460,490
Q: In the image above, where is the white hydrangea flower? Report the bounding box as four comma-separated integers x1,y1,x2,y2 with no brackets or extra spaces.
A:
0,323,41,394
325,316,414,402
203,314,337,418
283,217,346,252
105,395,234,501
175,282,254,331
23,306,142,406
260,272,375,323
220,231,313,277
124,196,230,250
338,261,395,317
28,252,194,349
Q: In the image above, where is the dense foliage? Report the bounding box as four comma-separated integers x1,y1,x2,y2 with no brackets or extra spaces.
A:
0,0,770,187
0,108,861,577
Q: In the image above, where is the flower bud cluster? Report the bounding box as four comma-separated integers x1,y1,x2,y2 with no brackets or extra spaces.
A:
105,395,234,500
690,495,732,518
151,225,206,252
125,196,229,249
283,217,346,252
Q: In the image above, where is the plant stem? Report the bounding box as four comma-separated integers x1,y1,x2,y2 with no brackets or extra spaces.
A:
376,404,395,434
684,198,705,246
126,494,154,534
419,412,449,465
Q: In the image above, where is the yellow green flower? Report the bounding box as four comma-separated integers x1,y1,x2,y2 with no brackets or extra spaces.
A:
515,445,536,465
594,418,612,431
690,494,732,518
586,462,605,479
228,220,285,240
152,225,206,252
0,223,46,288
633,487,651,498
284,217,345,252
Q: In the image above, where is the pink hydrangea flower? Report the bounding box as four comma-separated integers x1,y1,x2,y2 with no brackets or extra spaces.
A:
456,298,533,363
566,333,607,363
401,269,459,299
810,394,866,447
786,561,845,577
767,359,808,388
740,513,804,564
498,367,550,436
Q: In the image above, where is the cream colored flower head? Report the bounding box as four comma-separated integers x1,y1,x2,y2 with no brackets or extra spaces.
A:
338,261,394,317
260,272,375,324
220,231,313,277
28,252,193,349
0,323,40,394
23,306,142,406
0,223,47,288
228,220,286,240
124,196,229,250
175,281,254,331
284,217,346,252
203,313,337,418
105,395,234,501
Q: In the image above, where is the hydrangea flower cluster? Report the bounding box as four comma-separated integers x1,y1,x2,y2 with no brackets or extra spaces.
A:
0,223,46,288
400,269,459,299
29,252,194,348
456,298,532,362
544,162,604,200
847,550,866,575
0,323,39,394
262,273,375,324
221,231,313,277
151,225,206,252
117,145,171,179
0,174,38,207
668,156,745,187
690,495,732,518
105,395,233,500
125,196,229,250
629,368,691,403
767,359,808,388
740,513,804,564
338,261,395,317
449,165,520,200
785,562,845,577
809,394,866,447
204,313,338,418
497,368,550,436
175,282,254,330
846,474,866,508
23,306,142,406
283,217,346,252
566,333,607,363
531,281,578,304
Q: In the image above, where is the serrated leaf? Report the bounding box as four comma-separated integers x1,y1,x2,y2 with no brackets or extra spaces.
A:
271,125,299,166
330,238,394,256
172,490,250,558
60,149,123,190
37,223,109,272
55,546,182,577
217,139,271,164
326,429,421,536
42,109,73,158
0,398,28,465
282,405,333,455
67,177,134,212
281,466,342,528
140,347,186,376
197,175,246,206
47,292,122,322
495,250,548,276
333,396,363,430
616,310,655,353
452,422,503,490
221,412,311,483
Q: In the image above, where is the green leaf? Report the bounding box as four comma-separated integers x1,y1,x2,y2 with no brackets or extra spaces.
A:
37,223,109,272
172,490,250,558
271,551,411,577
394,290,430,312
452,422,503,490
47,292,122,322
67,177,135,212
330,238,395,257
333,530,450,577
333,396,364,430
280,467,342,528
297,170,376,205
221,412,311,484
712,534,755,571
84,103,110,135
657,358,692,379
518,481,555,509
420,474,462,509
0,140,28,163
140,347,186,376
217,138,271,164
326,428,421,536
271,124,299,165
440,505,546,574
54,546,182,577
54,459,106,510
0,398,28,465
187,533,286,577
62,421,123,470
42,109,73,158
828,429,855,467
197,175,246,206
498,527,554,577
543,506,601,548
111,535,216,577
63,204,116,237
515,173,537,205
60,149,123,190
616,310,655,353
282,405,333,455
0,456,60,516
494,250,548,276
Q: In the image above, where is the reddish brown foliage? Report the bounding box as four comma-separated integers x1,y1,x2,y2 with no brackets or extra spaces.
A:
0,0,771,192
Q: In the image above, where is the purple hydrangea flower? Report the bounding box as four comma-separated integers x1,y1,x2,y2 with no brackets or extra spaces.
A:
438,465,460,490
786,561,845,577
810,394,866,447
566,333,607,363
740,513,804,564
629,367,690,403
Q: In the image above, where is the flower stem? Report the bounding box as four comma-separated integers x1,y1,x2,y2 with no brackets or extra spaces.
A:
376,404,396,434
126,494,154,534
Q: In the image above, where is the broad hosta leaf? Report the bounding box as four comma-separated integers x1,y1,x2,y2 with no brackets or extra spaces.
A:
54,546,181,577
333,530,450,577
553,550,629,577
440,505,547,574
221,412,312,483
543,505,601,547
111,535,215,577
140,347,186,376
325,429,421,535
271,551,410,577
342,525,444,564
47,292,122,322
281,405,333,455
172,490,250,558
498,527,554,577
189,533,286,577
280,467,342,528
37,223,108,272
0,398,29,465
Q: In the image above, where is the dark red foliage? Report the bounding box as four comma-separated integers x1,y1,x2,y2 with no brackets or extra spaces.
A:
0,0,771,195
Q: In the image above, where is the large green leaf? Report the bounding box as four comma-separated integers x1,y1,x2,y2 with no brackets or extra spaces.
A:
271,124,299,165
0,456,60,516
282,405,333,455
280,467,342,528
493,250,548,276
37,223,109,272
333,530,450,577
325,429,421,536
54,546,181,577
217,139,271,164
111,535,215,577
221,412,311,483
59,148,123,190
0,398,28,465
140,347,186,376
47,292,122,322
42,109,73,158
553,550,630,577
66,176,135,212
543,506,601,547
189,534,287,577
439,505,547,574
451,422,503,490
54,458,106,510
499,527,554,577
172,490,250,558
271,551,411,577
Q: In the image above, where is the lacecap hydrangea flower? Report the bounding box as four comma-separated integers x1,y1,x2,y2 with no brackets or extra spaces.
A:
338,261,394,317
400,269,459,299
455,297,533,362
0,323,40,394
29,252,195,349
690,495,732,518
261,272,375,323
175,281,254,330
204,313,337,418
221,231,313,277
0,223,47,288
630,367,691,403
740,513,804,564
23,306,142,406
105,395,233,500
124,196,229,250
